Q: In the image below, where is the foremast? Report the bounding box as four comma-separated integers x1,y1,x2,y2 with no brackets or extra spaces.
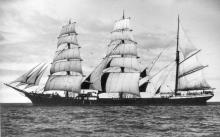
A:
44,20,83,97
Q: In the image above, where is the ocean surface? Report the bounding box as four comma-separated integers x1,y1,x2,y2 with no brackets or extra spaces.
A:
1,103,220,137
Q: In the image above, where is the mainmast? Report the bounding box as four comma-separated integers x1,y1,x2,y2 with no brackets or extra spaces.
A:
174,15,180,96
100,11,140,98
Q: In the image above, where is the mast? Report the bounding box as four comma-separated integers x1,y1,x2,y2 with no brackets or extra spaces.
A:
174,15,180,96
176,17,211,92
119,10,125,99
100,10,140,98
44,19,83,96
66,20,71,75
65,20,71,97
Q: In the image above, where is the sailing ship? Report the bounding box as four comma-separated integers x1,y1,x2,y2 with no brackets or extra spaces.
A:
4,14,214,105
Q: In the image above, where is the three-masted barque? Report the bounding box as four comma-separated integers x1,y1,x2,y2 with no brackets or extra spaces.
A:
4,13,214,105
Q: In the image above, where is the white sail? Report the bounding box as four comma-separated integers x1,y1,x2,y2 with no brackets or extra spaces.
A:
34,66,47,85
26,64,46,85
179,24,198,58
113,18,131,31
54,48,81,62
10,63,41,84
105,73,140,95
178,70,210,91
90,58,111,91
44,20,84,93
59,23,76,36
57,35,78,47
179,55,205,78
24,65,48,89
177,21,211,91
107,43,137,57
50,60,82,74
109,57,140,71
111,31,134,42
44,75,82,93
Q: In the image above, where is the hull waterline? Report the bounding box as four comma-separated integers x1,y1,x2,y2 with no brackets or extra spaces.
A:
24,93,213,106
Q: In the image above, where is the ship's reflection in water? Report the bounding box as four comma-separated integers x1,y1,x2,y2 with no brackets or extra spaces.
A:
1,103,220,137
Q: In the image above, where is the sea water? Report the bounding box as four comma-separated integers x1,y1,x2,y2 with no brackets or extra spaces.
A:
1,103,220,137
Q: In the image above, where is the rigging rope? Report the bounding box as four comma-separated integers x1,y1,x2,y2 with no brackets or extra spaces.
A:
149,61,175,80
143,40,175,75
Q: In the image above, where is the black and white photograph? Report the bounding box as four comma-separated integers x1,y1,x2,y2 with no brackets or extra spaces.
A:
0,0,220,136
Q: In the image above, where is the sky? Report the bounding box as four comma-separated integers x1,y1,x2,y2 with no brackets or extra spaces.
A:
0,0,220,103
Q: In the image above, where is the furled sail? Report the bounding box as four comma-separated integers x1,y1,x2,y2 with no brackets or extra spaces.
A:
44,20,83,93
103,73,140,95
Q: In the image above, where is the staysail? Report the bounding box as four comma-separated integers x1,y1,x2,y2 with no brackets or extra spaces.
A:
7,63,47,89
81,57,111,91
44,20,83,94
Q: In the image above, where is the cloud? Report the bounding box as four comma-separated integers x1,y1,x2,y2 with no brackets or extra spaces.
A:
0,68,24,76
0,33,4,41
136,32,176,49
79,17,112,34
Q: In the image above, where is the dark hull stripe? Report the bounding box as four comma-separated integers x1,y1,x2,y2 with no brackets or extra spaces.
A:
25,93,213,106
